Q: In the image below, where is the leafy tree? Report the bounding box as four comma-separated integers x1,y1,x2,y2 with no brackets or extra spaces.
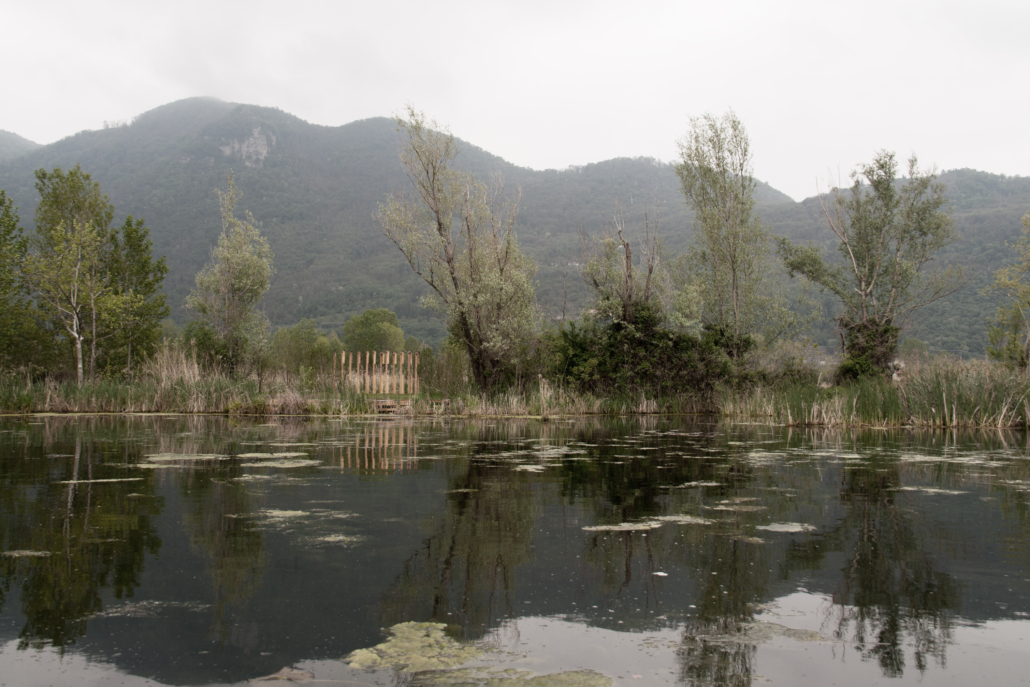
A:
270,319,340,375
377,108,537,390
341,308,406,352
985,212,1030,368
675,112,790,349
20,166,167,380
186,173,274,375
0,191,51,369
778,152,963,376
102,217,169,374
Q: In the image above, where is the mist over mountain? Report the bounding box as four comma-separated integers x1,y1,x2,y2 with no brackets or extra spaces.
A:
0,97,1027,354
0,130,40,162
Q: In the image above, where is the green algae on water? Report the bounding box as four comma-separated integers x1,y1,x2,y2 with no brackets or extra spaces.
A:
413,667,612,687
346,622,482,672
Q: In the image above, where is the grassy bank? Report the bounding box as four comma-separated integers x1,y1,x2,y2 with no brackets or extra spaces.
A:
3,346,1029,428
724,356,1030,428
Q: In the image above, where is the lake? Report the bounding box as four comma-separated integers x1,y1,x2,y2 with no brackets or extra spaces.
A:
1,414,1029,686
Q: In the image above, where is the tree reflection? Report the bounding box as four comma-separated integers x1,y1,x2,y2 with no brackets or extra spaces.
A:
180,466,266,645
0,431,163,650
378,456,538,639
820,459,961,677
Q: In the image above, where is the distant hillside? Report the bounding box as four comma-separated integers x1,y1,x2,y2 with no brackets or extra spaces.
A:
0,98,1027,355
0,130,40,162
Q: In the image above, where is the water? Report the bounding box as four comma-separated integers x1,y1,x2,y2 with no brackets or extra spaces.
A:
1,414,1030,686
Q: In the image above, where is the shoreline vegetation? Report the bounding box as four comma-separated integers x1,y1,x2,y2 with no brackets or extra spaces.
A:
3,343,1029,429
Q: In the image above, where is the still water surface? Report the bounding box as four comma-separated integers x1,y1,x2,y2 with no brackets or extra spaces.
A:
2,415,1030,686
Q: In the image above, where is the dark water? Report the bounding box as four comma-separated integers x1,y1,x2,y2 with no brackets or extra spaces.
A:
2,414,1030,686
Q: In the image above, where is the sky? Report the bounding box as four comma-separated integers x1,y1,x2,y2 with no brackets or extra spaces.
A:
3,0,1027,201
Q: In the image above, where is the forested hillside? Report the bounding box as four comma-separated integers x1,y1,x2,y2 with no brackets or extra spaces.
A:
0,97,1026,354
0,130,39,162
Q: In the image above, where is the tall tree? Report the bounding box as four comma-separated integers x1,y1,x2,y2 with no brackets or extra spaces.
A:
186,173,274,376
21,220,106,383
22,166,168,380
674,111,802,351
778,152,963,375
0,191,50,369
103,216,169,373
377,108,537,390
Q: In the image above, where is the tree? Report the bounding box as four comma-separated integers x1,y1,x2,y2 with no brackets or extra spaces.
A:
675,112,770,344
985,211,1030,368
21,219,106,384
101,216,169,374
580,199,663,326
377,108,537,391
186,173,274,376
778,152,963,376
22,166,168,381
0,191,51,369
341,308,406,352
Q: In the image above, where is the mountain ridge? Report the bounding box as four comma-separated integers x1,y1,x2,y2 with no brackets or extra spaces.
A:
1,97,1027,354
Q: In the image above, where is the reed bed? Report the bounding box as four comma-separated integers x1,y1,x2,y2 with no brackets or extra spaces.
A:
724,356,1030,428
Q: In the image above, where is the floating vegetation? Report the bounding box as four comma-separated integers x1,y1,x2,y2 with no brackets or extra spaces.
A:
2,550,51,557
414,667,612,686
311,534,363,545
89,600,209,619
673,481,722,488
756,523,818,533
346,622,482,672
733,536,766,544
237,452,309,459
239,459,322,468
582,520,662,532
514,465,546,472
689,621,824,645
655,515,714,525
145,453,228,462
896,486,967,495
704,504,767,512
57,478,143,484
260,509,307,519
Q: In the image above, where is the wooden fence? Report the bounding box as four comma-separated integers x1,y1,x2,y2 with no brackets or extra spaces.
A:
339,351,419,394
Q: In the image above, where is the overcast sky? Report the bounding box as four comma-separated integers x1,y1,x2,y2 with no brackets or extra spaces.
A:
4,0,1027,200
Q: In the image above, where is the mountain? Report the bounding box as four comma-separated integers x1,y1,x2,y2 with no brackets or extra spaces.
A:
0,130,40,162
0,98,1027,354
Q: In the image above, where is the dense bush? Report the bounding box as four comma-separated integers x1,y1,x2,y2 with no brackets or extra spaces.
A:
546,303,744,398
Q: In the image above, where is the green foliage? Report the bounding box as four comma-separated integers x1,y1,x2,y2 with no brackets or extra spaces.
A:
986,302,1027,369
186,173,273,376
1,100,1027,358
270,319,340,374
675,111,775,341
547,302,738,398
341,308,405,352
779,152,962,372
0,191,52,369
377,108,538,391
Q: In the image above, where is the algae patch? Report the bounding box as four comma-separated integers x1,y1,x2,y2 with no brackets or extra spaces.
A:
346,622,481,672
756,522,817,533
413,668,611,686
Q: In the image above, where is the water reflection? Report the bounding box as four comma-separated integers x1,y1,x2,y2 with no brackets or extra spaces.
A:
0,422,163,650
2,417,1030,687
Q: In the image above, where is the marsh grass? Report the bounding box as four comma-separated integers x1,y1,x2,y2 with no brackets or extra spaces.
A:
726,356,1030,428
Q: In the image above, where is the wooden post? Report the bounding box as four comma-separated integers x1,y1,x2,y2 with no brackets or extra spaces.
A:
414,352,420,394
